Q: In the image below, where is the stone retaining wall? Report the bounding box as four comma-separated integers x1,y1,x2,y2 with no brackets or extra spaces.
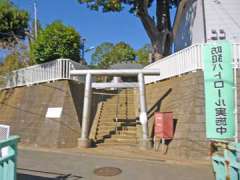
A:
0,80,100,148
143,70,240,160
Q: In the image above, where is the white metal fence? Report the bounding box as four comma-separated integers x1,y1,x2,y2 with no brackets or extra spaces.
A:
0,43,239,89
144,43,240,84
0,59,86,89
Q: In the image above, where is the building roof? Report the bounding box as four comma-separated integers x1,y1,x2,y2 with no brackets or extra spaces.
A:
109,62,143,70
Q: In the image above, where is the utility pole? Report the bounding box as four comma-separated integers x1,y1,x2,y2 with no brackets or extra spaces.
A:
81,38,86,60
34,0,38,39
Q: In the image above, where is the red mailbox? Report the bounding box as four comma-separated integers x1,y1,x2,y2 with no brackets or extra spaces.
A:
154,112,173,139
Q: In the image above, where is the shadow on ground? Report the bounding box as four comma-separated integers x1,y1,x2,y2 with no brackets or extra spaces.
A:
17,173,83,180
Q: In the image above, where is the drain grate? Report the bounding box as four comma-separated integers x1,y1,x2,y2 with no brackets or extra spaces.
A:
94,167,122,177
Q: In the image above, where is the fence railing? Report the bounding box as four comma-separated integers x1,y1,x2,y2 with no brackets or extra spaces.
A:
0,136,20,180
0,59,86,89
212,142,240,180
1,43,240,89
144,43,240,84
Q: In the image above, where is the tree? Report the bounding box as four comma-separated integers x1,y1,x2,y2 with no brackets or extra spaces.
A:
136,44,152,66
2,52,24,72
0,51,25,79
91,42,114,65
0,0,29,48
78,0,179,62
93,42,136,68
31,21,81,64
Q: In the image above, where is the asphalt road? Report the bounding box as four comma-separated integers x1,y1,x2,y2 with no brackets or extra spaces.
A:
17,149,214,180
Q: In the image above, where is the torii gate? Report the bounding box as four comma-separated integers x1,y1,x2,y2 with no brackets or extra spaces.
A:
70,69,160,149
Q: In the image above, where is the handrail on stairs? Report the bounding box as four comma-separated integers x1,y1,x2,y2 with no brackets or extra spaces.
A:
115,89,120,134
0,135,20,180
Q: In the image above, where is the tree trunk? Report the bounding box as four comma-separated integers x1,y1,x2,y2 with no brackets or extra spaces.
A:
152,38,163,62
137,0,172,63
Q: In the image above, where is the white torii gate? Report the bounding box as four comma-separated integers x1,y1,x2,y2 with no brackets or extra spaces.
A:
70,69,160,149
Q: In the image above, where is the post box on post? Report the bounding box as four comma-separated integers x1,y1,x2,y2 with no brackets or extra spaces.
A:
154,112,173,153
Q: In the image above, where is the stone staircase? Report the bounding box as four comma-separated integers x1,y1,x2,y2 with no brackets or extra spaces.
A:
94,89,138,146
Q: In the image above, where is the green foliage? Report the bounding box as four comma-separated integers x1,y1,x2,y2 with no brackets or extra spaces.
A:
136,44,152,66
79,0,123,12
0,52,24,86
0,52,24,77
91,42,113,65
78,0,179,59
0,0,29,48
92,42,136,68
78,0,178,15
31,21,81,64
3,53,24,71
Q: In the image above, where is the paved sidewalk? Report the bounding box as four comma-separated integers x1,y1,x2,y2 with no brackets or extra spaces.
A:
17,148,214,180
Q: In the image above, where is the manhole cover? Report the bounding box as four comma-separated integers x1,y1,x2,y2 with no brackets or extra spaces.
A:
94,167,122,177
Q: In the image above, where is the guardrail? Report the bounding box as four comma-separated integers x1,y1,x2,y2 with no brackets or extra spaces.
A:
0,136,20,180
0,59,86,89
0,43,239,89
212,142,240,180
144,43,240,84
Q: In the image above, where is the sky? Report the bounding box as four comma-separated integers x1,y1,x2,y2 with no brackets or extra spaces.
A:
2,0,176,64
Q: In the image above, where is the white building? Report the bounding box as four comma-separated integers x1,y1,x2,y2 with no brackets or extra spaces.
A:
173,0,240,51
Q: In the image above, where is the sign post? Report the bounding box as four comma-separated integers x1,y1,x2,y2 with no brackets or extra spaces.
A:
203,41,235,140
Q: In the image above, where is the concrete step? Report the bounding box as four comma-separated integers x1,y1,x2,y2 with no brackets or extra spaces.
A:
98,123,137,129
105,96,135,100
96,125,136,134
97,127,115,133
100,116,136,120
117,121,137,125
103,138,137,144
105,101,135,105
100,113,136,117
115,119,136,122
101,107,136,111
99,117,137,121
97,142,138,147
97,130,115,134
100,112,137,116
117,130,136,136
97,124,116,129
98,122,137,128
104,101,134,104
107,93,134,97
97,129,136,137
96,126,137,135
97,118,115,122
112,131,136,139
98,121,115,125
96,134,137,142
102,104,136,108
103,102,135,105
97,124,137,131
96,131,115,137
98,119,137,123
103,106,136,109
118,126,137,130
98,118,137,123
96,132,115,139
96,134,112,140
96,131,136,139
97,126,136,133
